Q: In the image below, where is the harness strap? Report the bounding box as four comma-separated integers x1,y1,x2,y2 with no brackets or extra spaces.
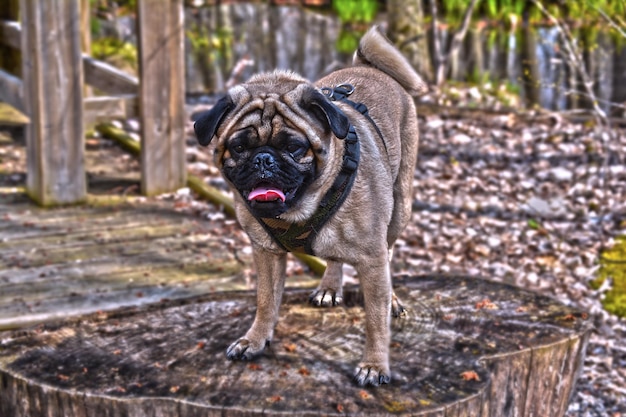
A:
258,84,367,255
322,84,387,153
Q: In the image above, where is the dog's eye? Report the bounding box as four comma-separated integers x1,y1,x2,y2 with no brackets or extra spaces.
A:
232,144,245,154
286,142,306,155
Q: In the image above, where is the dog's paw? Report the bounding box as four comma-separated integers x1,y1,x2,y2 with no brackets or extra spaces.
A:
354,363,391,386
391,292,408,318
309,288,343,307
226,338,267,360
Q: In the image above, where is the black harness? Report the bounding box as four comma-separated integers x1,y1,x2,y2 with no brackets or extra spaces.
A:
257,84,380,255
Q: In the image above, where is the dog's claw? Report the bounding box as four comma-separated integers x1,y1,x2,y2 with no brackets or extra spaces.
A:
354,364,390,386
391,293,408,318
226,339,250,360
392,303,408,318
226,338,266,361
309,288,343,307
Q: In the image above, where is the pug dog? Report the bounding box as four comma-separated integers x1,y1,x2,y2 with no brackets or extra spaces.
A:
194,26,425,386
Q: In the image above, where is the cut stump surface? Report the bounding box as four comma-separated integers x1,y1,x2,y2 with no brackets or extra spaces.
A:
0,275,591,417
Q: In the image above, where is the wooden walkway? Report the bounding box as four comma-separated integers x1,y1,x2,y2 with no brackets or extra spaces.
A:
0,189,252,331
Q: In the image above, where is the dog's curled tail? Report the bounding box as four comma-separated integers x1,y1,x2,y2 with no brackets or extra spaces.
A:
354,26,427,97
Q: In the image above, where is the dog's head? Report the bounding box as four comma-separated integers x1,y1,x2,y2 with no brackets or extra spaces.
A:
194,71,350,219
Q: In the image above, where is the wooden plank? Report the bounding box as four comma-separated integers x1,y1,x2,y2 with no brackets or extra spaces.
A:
80,0,92,97
0,198,246,330
20,0,86,205
79,0,91,55
0,18,20,49
136,0,187,195
1,19,139,95
0,69,23,112
0,95,28,126
82,54,139,94
0,71,136,126
83,95,139,126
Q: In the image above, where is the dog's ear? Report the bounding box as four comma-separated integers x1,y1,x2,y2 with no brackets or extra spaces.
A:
193,95,235,146
302,90,350,139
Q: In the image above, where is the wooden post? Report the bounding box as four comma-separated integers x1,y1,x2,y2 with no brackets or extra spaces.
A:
20,0,86,205
136,0,186,196
80,0,93,99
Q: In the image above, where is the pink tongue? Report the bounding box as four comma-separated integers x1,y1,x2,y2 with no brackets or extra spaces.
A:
248,187,286,202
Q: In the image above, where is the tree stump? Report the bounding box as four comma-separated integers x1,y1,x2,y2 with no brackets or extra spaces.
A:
0,275,591,417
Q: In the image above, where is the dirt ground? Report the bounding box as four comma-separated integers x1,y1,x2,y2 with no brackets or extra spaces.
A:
1,96,624,415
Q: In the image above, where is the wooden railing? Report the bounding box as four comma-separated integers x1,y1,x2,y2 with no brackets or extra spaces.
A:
0,0,186,205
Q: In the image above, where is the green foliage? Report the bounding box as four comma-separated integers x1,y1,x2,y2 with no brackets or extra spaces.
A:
90,15,101,37
331,0,379,54
441,0,472,21
501,0,526,18
332,0,378,24
93,0,137,15
592,236,626,318
89,0,140,70
91,37,137,70
501,80,521,96
467,67,490,85
186,23,233,88
568,0,626,22
527,219,542,230
335,30,360,54
440,0,626,28
485,0,498,19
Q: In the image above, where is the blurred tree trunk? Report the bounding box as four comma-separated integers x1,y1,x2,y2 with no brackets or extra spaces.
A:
520,24,540,108
387,0,433,83
467,26,484,81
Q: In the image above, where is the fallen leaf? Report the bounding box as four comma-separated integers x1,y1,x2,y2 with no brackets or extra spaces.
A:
475,299,498,310
283,343,297,353
460,370,481,381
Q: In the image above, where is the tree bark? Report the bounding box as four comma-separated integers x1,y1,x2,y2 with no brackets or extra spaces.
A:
387,0,434,83
1,275,591,417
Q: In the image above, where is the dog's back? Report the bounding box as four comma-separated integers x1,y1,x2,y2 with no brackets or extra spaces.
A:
325,25,424,246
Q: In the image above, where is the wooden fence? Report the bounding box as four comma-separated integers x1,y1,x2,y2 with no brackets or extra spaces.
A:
0,0,186,205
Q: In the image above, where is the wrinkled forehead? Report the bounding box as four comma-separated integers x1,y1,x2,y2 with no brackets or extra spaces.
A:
218,83,324,149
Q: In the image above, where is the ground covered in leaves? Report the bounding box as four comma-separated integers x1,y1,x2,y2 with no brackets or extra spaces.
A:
1,90,624,415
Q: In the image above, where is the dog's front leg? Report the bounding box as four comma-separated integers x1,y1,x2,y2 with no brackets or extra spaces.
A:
226,247,287,360
353,260,392,386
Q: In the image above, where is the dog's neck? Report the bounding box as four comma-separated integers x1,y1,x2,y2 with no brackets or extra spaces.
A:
254,84,381,255
257,123,359,255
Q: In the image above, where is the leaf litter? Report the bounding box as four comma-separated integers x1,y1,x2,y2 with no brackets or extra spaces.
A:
1,96,625,415
181,98,625,415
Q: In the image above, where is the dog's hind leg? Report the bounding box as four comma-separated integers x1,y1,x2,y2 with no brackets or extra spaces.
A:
387,247,407,317
309,260,344,307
